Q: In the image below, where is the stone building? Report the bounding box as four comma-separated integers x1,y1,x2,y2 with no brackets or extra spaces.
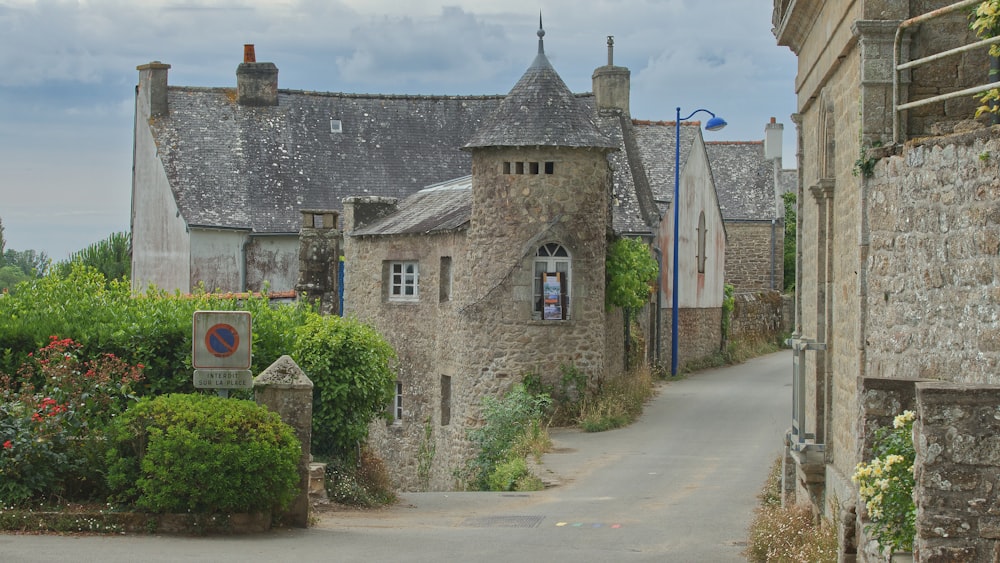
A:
342,26,730,489
707,119,797,293
774,0,1000,560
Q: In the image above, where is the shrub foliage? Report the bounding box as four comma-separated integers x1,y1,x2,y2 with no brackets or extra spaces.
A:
0,265,396,461
106,394,301,514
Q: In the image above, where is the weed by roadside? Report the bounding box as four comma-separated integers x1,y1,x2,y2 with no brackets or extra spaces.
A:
324,446,397,507
578,365,655,432
745,457,838,562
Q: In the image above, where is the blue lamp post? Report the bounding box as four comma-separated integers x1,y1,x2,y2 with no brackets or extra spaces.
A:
671,107,726,376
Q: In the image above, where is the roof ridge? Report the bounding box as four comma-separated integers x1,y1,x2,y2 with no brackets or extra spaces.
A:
631,119,701,127
168,85,509,101
706,140,763,145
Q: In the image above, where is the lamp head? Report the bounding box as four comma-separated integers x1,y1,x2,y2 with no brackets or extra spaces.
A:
704,115,727,131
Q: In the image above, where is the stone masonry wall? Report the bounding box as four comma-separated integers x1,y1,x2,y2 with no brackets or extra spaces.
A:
725,221,783,292
914,382,1000,563
729,290,784,344
661,306,722,371
343,230,469,491
866,128,1000,384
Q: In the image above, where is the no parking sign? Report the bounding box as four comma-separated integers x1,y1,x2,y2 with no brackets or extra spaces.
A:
193,311,252,370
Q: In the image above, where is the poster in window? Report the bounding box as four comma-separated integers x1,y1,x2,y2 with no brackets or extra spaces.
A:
543,272,562,320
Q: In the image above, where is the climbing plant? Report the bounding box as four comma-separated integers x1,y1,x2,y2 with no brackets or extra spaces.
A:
605,237,658,315
971,0,1000,117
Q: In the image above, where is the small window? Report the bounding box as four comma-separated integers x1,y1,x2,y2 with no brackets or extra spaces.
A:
312,213,325,228
330,118,343,133
533,243,571,320
544,161,555,174
697,212,707,274
529,162,539,174
441,375,451,426
503,162,512,174
439,256,452,302
516,162,525,175
389,261,419,301
393,381,403,423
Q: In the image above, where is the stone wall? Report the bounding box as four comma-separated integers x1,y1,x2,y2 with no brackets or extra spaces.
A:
343,229,470,491
725,220,783,292
729,290,785,344
866,128,1000,384
914,382,1000,562
661,306,722,370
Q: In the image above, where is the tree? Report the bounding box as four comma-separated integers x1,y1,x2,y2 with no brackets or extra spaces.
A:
783,192,797,292
0,265,30,292
0,216,6,266
51,231,131,282
605,237,659,315
3,249,49,278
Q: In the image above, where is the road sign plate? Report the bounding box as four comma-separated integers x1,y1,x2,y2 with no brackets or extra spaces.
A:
193,311,251,369
194,369,253,389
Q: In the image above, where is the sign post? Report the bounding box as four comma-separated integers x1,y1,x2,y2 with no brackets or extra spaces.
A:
192,311,252,394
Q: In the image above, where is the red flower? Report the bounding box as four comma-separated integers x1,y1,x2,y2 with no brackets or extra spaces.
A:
2,440,11,449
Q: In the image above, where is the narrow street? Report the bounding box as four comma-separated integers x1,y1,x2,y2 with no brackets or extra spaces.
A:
1,351,790,562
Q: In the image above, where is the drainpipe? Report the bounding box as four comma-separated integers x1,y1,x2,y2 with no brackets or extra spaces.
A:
241,236,250,292
653,247,663,366
770,218,777,290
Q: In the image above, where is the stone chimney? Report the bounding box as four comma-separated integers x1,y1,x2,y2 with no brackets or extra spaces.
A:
764,117,784,161
341,196,399,232
237,44,279,106
592,36,631,115
136,61,171,118
295,209,340,316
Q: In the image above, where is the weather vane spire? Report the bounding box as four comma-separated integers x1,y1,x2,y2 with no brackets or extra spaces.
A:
537,12,545,55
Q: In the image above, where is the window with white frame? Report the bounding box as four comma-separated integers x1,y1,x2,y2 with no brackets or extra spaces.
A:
533,243,571,320
393,381,403,423
389,261,419,301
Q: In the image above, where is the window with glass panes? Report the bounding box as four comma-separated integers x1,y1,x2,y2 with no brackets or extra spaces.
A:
533,243,571,320
389,262,419,301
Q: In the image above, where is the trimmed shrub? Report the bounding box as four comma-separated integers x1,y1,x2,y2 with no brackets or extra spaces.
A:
293,314,396,458
105,394,300,515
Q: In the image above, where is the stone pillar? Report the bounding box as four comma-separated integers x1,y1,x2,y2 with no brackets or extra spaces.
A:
254,355,313,528
296,209,341,316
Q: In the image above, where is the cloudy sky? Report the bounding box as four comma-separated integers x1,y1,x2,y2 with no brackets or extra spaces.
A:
0,0,797,261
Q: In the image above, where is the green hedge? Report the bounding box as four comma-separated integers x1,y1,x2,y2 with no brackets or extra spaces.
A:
0,265,396,459
106,394,300,514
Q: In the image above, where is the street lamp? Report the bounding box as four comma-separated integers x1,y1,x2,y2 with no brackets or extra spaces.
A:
671,107,726,376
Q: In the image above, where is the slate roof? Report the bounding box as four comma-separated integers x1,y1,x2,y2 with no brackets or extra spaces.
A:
352,176,472,237
627,121,701,214
149,88,504,234
464,32,615,150
705,141,778,221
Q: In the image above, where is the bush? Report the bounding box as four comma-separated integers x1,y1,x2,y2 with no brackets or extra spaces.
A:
105,394,300,515
293,314,396,459
852,410,916,556
463,384,551,490
324,446,396,507
0,337,144,506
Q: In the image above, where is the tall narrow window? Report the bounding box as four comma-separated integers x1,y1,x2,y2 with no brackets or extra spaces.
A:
439,256,452,302
393,381,403,423
440,375,452,426
533,243,571,320
389,261,419,301
697,211,707,274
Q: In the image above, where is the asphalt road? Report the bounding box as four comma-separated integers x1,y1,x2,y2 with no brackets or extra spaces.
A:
0,350,791,563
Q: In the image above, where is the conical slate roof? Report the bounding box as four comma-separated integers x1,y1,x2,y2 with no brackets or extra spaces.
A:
464,23,615,150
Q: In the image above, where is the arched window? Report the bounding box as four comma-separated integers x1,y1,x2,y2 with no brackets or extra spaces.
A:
697,211,707,274
533,243,571,320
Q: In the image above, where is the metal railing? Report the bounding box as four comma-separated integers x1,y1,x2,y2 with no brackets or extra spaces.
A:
893,0,1000,144
787,337,826,452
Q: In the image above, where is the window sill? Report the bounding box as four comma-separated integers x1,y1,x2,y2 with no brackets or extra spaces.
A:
527,318,574,326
